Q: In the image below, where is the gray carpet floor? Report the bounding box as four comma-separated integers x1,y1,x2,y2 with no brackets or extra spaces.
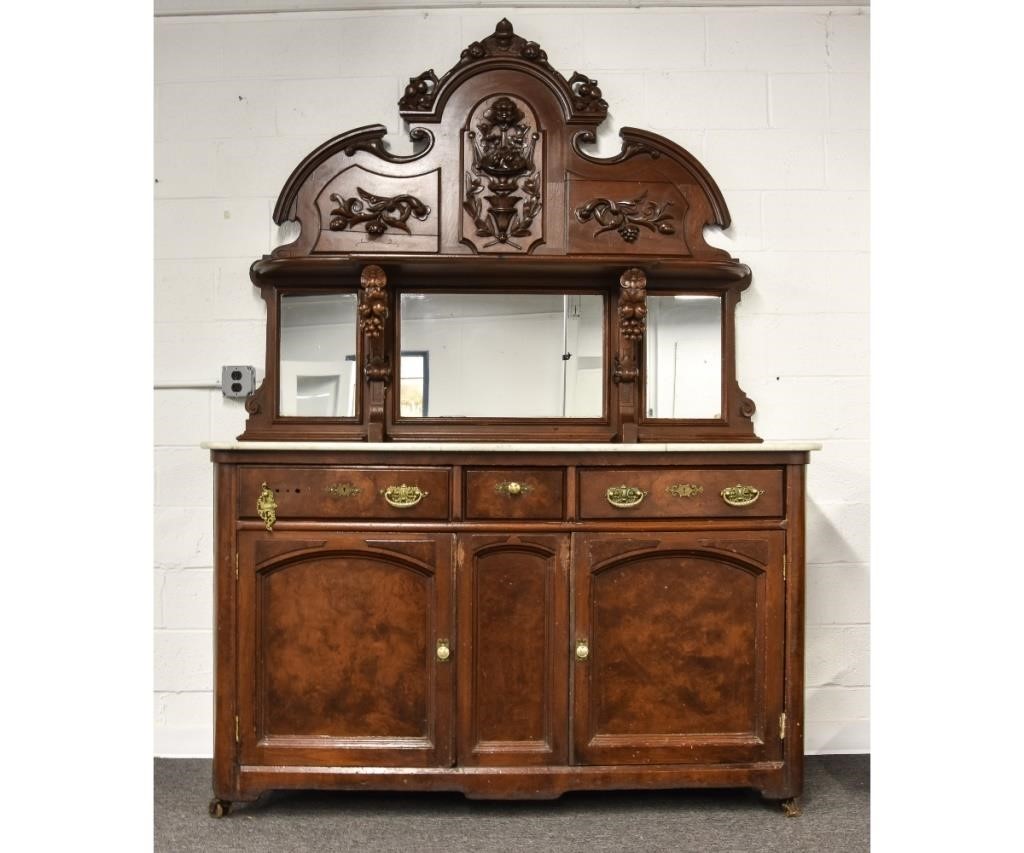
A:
155,756,868,852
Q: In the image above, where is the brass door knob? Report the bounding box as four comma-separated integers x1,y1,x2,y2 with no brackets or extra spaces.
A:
436,639,451,662
575,640,590,661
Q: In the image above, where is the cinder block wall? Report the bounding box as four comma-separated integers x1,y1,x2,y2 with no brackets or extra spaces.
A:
154,5,869,756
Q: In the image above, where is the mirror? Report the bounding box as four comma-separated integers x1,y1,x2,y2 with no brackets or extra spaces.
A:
645,294,723,419
399,293,604,418
279,293,358,417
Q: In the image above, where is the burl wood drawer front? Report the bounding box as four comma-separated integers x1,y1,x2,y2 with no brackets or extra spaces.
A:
237,467,450,521
464,468,565,520
578,467,784,519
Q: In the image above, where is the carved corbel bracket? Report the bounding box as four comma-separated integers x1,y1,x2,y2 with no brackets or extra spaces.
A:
359,264,390,441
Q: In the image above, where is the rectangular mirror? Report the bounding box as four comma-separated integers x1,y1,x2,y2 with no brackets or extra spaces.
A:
645,294,723,419
399,292,604,418
279,292,358,417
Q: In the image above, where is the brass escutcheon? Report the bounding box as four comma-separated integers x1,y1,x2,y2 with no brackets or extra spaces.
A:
436,639,451,662
325,482,361,499
381,484,428,508
256,482,278,531
721,484,764,507
575,640,590,661
606,485,647,508
666,483,704,498
495,480,531,497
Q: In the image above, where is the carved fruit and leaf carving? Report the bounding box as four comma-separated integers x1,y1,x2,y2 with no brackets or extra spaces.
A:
464,96,541,250
619,267,647,340
358,265,388,339
328,187,430,238
575,192,676,243
359,265,391,385
614,268,647,384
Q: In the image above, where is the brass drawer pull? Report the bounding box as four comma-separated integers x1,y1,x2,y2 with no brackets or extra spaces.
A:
666,483,704,498
381,484,428,508
325,482,361,498
495,480,531,497
256,482,278,531
721,484,764,507
606,485,647,508
436,639,451,662
575,640,590,661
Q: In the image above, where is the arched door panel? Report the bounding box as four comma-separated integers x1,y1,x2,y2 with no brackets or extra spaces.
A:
572,532,785,765
237,532,453,768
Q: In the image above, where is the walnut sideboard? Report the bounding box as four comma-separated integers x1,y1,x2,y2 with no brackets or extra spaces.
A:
205,441,818,815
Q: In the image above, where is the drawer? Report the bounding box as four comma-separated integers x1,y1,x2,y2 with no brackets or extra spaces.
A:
578,468,784,519
238,467,450,521
464,468,564,520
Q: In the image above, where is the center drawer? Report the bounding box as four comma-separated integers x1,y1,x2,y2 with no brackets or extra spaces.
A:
464,468,565,520
237,466,450,521
578,467,784,519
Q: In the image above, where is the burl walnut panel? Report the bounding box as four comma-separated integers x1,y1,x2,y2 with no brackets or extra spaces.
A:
573,532,785,766
239,532,453,768
457,535,569,766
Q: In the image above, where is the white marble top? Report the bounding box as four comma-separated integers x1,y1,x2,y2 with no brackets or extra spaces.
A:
203,441,821,452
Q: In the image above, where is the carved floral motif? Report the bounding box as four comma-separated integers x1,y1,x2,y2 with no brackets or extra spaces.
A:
464,96,541,250
329,187,430,237
575,192,676,243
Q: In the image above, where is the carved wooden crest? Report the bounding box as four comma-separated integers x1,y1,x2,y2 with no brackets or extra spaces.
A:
267,17,732,261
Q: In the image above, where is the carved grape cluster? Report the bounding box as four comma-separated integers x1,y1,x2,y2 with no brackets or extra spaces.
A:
619,225,640,242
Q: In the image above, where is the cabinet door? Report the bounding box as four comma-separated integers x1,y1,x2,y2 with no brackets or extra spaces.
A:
456,534,569,766
572,532,785,765
238,532,454,767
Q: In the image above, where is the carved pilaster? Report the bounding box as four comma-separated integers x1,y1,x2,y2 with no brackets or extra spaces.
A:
614,267,646,442
359,264,390,441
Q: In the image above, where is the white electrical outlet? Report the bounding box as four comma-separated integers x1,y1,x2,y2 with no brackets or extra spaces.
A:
221,365,256,398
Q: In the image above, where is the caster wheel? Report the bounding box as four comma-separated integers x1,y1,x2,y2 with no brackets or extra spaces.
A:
209,798,232,818
781,797,802,817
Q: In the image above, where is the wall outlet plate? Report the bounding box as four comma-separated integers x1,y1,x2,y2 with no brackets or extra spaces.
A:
221,365,256,398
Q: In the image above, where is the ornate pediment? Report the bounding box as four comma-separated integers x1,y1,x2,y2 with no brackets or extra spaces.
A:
399,18,608,123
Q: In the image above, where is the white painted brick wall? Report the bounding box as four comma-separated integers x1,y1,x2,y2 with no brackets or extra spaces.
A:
154,5,870,757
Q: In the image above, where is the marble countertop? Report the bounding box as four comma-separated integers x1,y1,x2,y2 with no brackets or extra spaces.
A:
203,441,821,452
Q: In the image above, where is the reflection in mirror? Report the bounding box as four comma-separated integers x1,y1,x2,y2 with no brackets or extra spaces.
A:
645,295,723,419
279,293,358,417
399,293,604,418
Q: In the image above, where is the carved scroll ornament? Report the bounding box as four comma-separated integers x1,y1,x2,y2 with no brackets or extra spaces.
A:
464,96,541,250
575,192,676,243
329,188,430,237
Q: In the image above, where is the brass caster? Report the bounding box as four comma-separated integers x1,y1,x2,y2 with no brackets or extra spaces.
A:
209,798,232,818
781,797,802,817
